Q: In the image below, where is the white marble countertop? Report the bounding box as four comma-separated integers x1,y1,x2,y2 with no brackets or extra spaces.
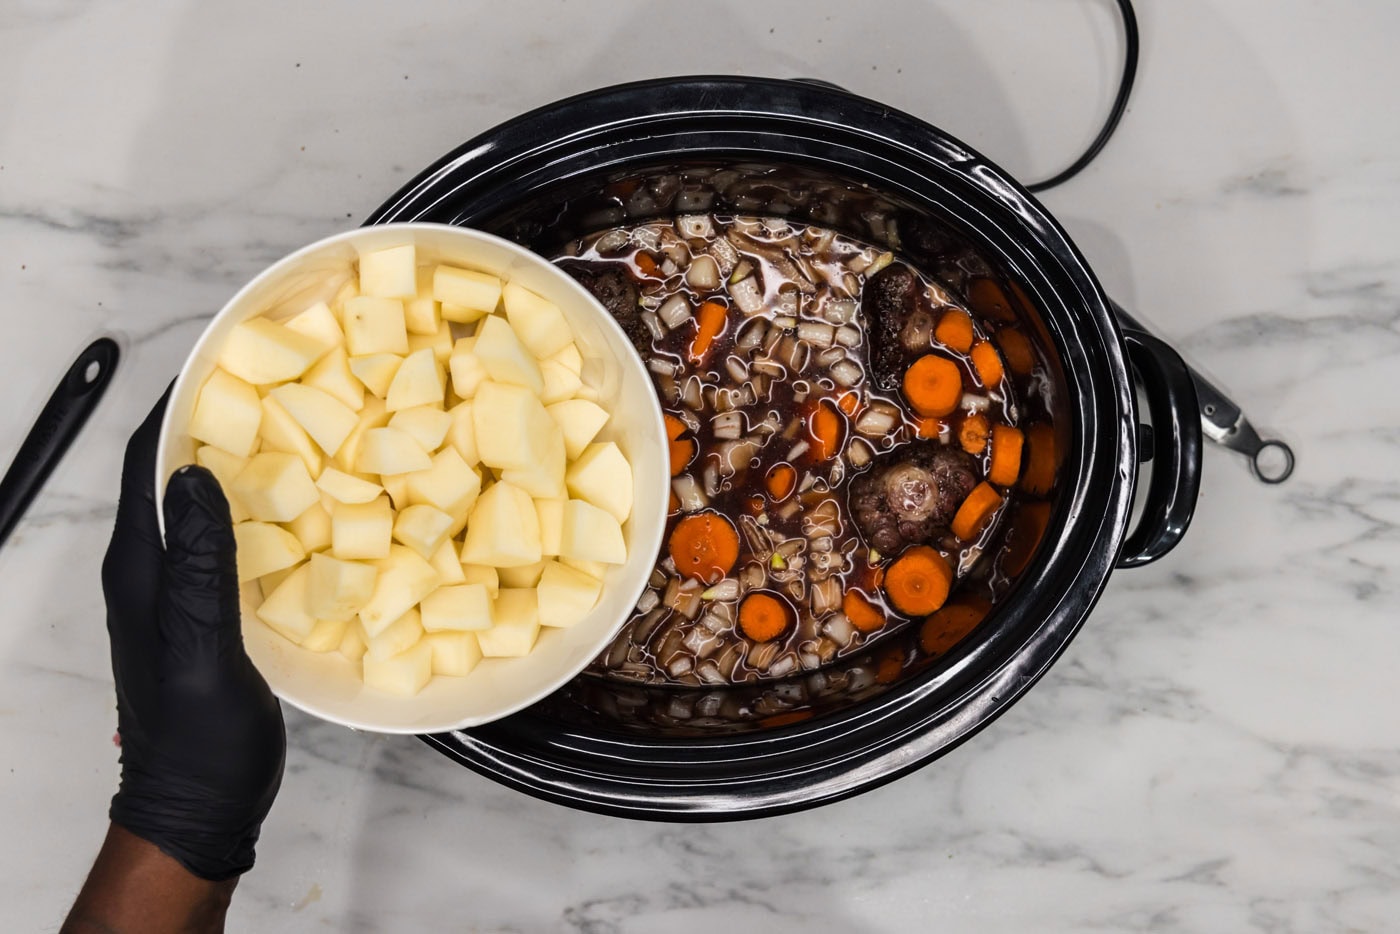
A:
3,2,1398,931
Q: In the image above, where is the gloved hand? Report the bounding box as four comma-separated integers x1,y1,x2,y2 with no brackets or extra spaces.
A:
102,394,285,881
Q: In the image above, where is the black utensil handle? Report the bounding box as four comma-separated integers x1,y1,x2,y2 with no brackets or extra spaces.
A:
0,338,120,549
1117,329,1203,568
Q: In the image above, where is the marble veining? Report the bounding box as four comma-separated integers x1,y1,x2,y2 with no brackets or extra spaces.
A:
3,1,1399,931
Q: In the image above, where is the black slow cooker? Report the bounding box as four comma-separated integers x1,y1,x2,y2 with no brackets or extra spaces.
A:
366,77,1202,819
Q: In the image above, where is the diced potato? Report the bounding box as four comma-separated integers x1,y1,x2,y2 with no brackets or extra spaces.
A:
566,441,633,523
331,496,393,560
362,640,432,696
434,265,502,319
380,471,409,509
333,396,388,473
269,383,358,456
301,617,350,653
195,445,251,521
385,348,444,413
459,480,541,568
498,560,547,588
331,277,359,316
478,589,540,657
502,280,572,358
392,503,454,558
338,621,367,662
408,321,453,364
423,630,482,677
359,545,439,636
218,317,331,385
284,301,344,349
535,498,564,556
317,467,384,505
259,396,322,476
501,430,565,500
358,244,417,299
539,359,582,405
448,337,489,400
472,381,555,471
546,342,583,376
307,552,378,621
259,563,299,598
560,556,609,580
472,315,544,394
189,368,262,457
545,399,610,460
461,564,499,597
355,427,431,475
285,501,332,552
302,346,365,412
428,539,466,584
444,401,480,466
348,353,403,399
231,453,320,523
538,561,602,628
344,296,409,356
388,406,452,452
558,499,626,565
407,448,482,522
366,606,424,660
233,521,305,582
256,564,316,643
420,583,493,632
404,267,440,334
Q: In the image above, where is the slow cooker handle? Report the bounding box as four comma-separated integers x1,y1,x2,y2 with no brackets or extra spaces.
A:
1117,330,1203,567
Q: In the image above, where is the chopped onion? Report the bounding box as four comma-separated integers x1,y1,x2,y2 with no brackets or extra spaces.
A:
677,214,714,239
658,294,691,329
772,315,798,330
856,406,898,436
811,578,841,614
594,228,630,254
697,660,727,685
797,321,835,347
729,259,754,284
635,589,660,614
682,624,719,656
787,440,810,461
703,463,720,496
712,411,744,440
641,311,665,342
815,347,846,368
865,252,894,277
731,276,764,315
646,354,677,376
708,235,738,274
825,299,858,325
835,325,861,347
777,499,802,521
768,655,798,678
751,358,785,378
686,254,721,291
667,657,695,678
632,226,661,251
725,356,749,383
961,392,991,413
701,579,740,601
792,380,810,404
660,258,678,277
848,439,873,468
830,358,863,387
736,317,766,350
681,376,703,410
823,613,856,647
672,474,707,511
776,290,800,317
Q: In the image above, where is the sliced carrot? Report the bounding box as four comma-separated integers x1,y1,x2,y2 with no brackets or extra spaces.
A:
664,413,687,440
1020,423,1057,495
667,490,680,516
996,327,1036,375
967,278,1016,322
634,252,659,277
934,308,975,353
951,481,1003,541
884,545,954,616
875,646,905,684
843,590,886,633
1003,500,1052,575
902,354,963,417
765,463,797,500
688,299,729,365
746,494,766,515
959,413,990,454
837,390,861,417
988,424,1024,487
668,512,740,584
664,413,695,477
808,399,846,461
915,416,944,440
739,591,792,642
970,341,1004,387
919,598,991,656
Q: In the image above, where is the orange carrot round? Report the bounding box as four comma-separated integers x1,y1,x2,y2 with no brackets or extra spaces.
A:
667,490,681,516
664,413,695,477
1020,423,1057,495
915,416,944,440
919,598,991,655
808,400,846,461
902,355,963,418
875,647,905,684
668,513,740,584
959,413,990,454
883,546,953,616
739,591,792,642
842,591,886,633
664,413,686,440
689,299,729,365
988,424,1024,487
950,481,1004,541
765,463,797,500
970,341,1004,387
996,327,1036,375
635,252,660,277
934,308,975,353
837,390,861,417
967,278,1016,322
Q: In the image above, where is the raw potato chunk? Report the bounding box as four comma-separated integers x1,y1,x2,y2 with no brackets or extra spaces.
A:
539,359,582,405
473,315,544,395
301,617,350,653
380,472,409,509
302,347,365,412
339,622,367,662
459,480,541,568
363,640,432,696
385,348,444,412
232,453,320,523
444,402,481,466
404,267,440,334
218,318,331,385
461,564,499,597
366,607,424,660
332,277,359,312
448,338,489,399
348,353,403,399
538,561,603,628
256,564,316,643
501,430,565,499
333,396,388,473
560,556,609,580
503,281,572,358
408,321,453,364
190,368,262,456
406,448,481,520
565,442,633,523
307,552,377,621
234,522,305,582
284,301,343,349
535,498,564,556
393,503,454,558
259,396,322,476
547,342,583,376
472,381,555,470
259,564,298,597
545,399,609,460
498,560,547,588
285,501,332,552
331,496,393,560
478,589,540,657
420,583,493,632
269,383,358,456
344,296,409,356
389,406,451,453
428,539,466,584
358,244,417,299
356,427,431,475
423,630,482,676
317,467,383,505
195,446,251,521
434,265,502,319
359,545,439,636
559,499,626,565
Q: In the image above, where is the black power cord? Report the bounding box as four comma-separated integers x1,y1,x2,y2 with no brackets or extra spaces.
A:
1027,0,1139,192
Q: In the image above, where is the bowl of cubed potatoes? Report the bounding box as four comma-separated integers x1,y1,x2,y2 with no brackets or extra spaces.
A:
156,223,669,734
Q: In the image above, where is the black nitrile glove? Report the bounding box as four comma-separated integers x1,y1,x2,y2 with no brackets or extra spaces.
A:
103,395,285,881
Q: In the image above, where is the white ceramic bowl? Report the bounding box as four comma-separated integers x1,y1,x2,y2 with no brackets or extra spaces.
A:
157,223,668,734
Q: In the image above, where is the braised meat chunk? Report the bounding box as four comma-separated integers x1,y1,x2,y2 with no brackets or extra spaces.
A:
848,444,978,554
864,263,936,391
558,261,648,352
